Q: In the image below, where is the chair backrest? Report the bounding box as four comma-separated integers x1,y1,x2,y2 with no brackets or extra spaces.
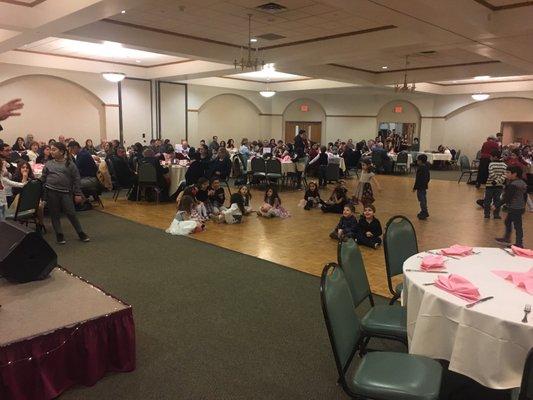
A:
396,152,408,164
251,157,266,173
326,163,340,180
384,215,418,280
138,162,157,184
459,155,470,171
105,158,117,180
519,348,533,400
15,179,42,217
337,240,372,307
266,158,282,175
371,151,383,167
232,156,243,177
320,263,362,379
454,149,461,161
475,150,481,160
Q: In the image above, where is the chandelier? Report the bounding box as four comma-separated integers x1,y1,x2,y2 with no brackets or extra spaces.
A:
394,55,416,93
234,14,265,71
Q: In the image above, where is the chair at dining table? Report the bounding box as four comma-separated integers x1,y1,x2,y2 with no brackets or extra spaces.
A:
5,179,43,231
320,262,442,400
250,157,266,187
136,162,160,204
458,155,478,184
337,240,407,350
384,215,419,305
265,158,282,190
393,151,410,174
518,348,533,400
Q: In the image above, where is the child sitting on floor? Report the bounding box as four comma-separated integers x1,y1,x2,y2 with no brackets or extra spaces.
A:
208,178,226,215
196,177,214,216
303,181,321,210
219,185,252,224
178,185,208,221
166,195,205,235
321,183,348,213
358,204,383,249
353,159,381,206
330,204,360,241
258,186,290,218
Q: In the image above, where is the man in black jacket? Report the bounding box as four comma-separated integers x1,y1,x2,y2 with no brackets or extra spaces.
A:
414,154,431,220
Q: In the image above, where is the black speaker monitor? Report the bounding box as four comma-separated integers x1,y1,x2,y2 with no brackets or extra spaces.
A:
0,221,57,283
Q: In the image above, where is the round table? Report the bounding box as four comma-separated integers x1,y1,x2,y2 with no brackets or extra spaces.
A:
403,247,533,390
167,165,188,195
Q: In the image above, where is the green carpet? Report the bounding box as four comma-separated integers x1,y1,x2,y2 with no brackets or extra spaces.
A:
44,211,508,400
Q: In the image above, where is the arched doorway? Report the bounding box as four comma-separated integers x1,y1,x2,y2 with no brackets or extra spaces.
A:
376,100,421,147
282,98,326,144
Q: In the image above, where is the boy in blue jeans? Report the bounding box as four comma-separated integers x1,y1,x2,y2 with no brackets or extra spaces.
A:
496,165,527,248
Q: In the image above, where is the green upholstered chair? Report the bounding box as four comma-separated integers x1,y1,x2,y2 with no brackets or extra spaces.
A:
6,179,42,229
320,263,442,399
519,348,533,400
337,240,407,348
384,216,418,304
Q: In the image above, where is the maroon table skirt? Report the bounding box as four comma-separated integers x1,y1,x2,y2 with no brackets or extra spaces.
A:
0,307,135,400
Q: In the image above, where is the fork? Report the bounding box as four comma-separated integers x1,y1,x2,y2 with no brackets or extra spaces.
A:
522,304,531,323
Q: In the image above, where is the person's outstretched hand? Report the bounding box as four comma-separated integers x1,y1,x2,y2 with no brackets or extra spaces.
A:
0,99,24,121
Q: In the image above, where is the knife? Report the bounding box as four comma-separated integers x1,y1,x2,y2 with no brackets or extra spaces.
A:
405,269,448,274
502,248,516,257
465,296,494,308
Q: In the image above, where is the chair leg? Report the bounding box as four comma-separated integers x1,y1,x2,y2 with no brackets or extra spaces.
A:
458,172,465,183
389,293,400,305
225,180,232,195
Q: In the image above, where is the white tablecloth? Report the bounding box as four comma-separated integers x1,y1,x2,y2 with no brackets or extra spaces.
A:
168,165,188,195
246,157,346,173
246,160,297,175
422,153,452,164
388,153,413,166
404,247,533,389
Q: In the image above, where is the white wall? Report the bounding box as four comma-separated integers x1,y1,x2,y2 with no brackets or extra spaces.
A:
159,82,186,144
121,78,152,147
0,75,105,145
2,60,533,158
197,94,261,144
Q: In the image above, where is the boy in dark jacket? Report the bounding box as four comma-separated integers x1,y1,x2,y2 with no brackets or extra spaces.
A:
330,204,360,241
358,204,383,249
414,154,430,220
496,165,527,248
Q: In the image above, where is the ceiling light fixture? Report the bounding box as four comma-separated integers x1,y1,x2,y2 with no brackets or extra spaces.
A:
394,55,416,93
259,90,276,98
474,75,490,80
471,93,489,101
381,66,388,69
250,38,258,43
234,14,266,71
102,72,126,82
121,10,126,14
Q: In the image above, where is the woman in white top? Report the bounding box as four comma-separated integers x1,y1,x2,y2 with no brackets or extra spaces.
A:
26,141,40,163
0,160,27,220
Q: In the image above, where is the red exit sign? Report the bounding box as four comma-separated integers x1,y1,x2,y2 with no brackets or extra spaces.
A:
393,106,403,113
300,104,309,112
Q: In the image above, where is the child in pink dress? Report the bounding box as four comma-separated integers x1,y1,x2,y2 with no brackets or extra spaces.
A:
258,186,290,218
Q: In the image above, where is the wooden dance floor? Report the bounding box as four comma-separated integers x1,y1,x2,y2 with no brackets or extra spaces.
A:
101,174,532,298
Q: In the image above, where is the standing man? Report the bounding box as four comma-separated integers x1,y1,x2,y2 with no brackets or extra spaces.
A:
414,154,431,220
209,136,219,154
293,129,307,189
476,135,500,189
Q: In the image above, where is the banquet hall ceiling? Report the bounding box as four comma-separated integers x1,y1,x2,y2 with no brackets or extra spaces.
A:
0,0,533,94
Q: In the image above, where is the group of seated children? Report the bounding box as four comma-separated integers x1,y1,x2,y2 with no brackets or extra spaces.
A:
167,180,291,235
329,204,383,249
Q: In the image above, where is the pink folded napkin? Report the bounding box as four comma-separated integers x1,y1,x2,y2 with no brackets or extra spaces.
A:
440,244,473,256
492,268,533,294
434,274,480,301
511,245,533,258
517,278,533,294
421,255,446,270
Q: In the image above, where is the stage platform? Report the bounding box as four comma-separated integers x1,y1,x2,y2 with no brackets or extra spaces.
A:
0,267,135,400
